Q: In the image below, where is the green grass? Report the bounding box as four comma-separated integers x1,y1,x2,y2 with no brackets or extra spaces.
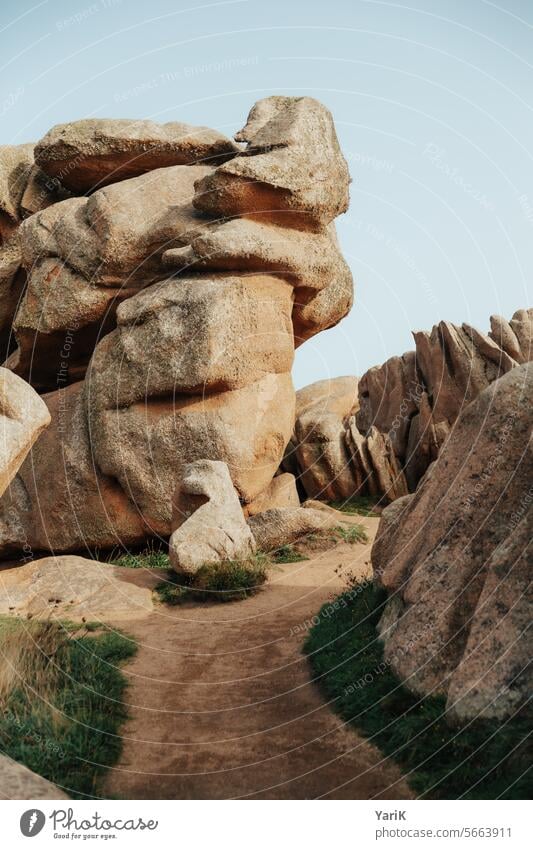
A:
271,544,309,564
328,495,380,516
154,553,270,605
0,617,136,799
107,541,170,570
304,584,530,799
330,524,369,545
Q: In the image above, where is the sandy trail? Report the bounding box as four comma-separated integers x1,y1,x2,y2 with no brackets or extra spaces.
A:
105,515,412,800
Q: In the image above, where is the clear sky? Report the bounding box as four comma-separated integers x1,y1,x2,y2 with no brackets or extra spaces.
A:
1,0,532,387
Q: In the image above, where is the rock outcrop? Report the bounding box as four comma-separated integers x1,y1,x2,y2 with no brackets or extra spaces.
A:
289,309,532,504
244,472,300,517
0,97,353,555
0,143,70,357
169,460,256,574
0,556,153,620
372,363,532,722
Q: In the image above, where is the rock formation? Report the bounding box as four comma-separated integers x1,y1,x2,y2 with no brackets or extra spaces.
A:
169,460,256,574
0,555,153,620
372,363,532,722
289,309,532,504
0,97,353,555
0,366,50,497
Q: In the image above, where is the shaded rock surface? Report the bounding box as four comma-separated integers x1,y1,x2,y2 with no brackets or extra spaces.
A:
372,363,532,722
244,472,300,517
169,460,255,574
0,555,153,620
0,143,70,357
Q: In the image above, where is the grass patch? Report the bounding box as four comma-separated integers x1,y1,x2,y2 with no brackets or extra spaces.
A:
331,524,368,545
304,583,530,800
271,544,309,564
0,616,136,799
328,495,380,516
154,553,269,605
107,541,170,570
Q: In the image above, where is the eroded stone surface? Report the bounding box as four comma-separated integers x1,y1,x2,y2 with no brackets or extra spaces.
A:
34,118,238,191
372,364,532,721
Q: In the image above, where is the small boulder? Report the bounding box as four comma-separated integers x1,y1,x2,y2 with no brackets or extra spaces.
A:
169,460,256,574
373,363,533,721
247,506,338,552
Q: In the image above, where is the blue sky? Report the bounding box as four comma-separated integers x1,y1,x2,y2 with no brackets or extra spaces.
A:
1,0,532,387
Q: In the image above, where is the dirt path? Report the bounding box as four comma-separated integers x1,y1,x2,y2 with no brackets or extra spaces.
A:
105,515,413,800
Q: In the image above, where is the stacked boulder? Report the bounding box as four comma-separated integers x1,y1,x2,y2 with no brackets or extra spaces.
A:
0,97,353,556
288,309,532,503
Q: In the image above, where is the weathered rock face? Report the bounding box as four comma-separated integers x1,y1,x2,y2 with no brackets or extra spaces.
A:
289,309,532,505
360,312,532,493
169,460,256,574
285,375,408,503
34,118,239,191
372,364,532,722
0,143,70,357
0,367,50,497
0,97,353,555
0,556,153,620
9,164,213,390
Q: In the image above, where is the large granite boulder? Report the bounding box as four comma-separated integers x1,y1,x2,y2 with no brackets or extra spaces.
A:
0,555,153,620
169,460,256,574
34,118,238,191
0,97,353,556
285,376,359,500
9,164,213,390
372,363,532,722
